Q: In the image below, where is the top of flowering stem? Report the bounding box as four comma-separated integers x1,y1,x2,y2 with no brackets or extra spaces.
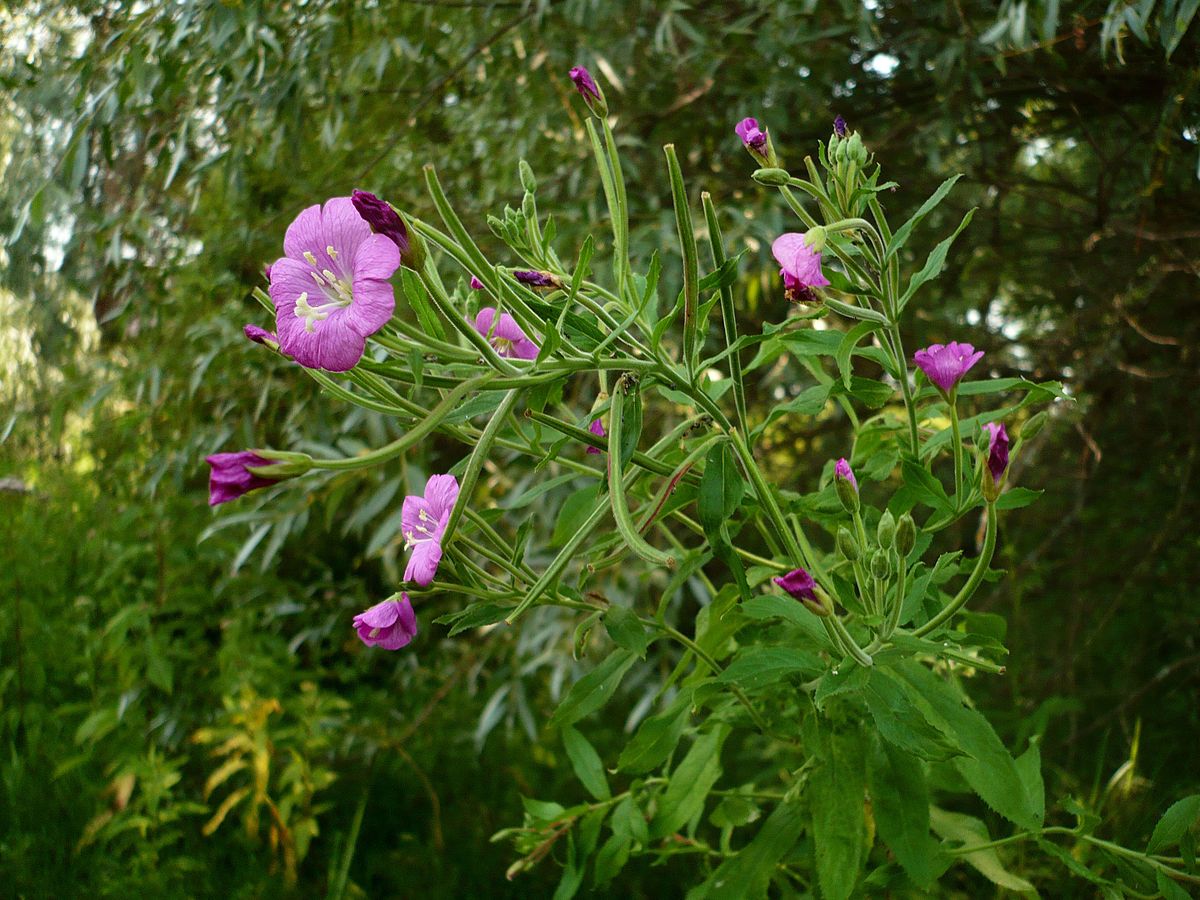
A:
269,197,400,372
206,450,281,506
774,567,817,602
351,189,410,256
983,422,1010,485
913,341,985,394
772,232,831,302
586,417,606,454
568,66,607,115
835,457,858,493
401,475,460,586
735,117,768,151
469,275,485,290
353,593,418,650
473,307,539,360
833,115,848,138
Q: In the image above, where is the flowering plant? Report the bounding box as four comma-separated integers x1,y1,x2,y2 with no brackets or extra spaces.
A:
204,74,1199,898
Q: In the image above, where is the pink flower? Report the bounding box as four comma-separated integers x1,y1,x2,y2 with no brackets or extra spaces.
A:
771,232,830,303
206,451,282,506
774,568,817,602
913,342,984,394
470,275,485,290
835,458,858,493
269,197,401,372
473,307,539,360
735,117,767,152
984,422,1010,485
353,594,418,650
402,475,460,586
569,66,606,115
586,418,606,455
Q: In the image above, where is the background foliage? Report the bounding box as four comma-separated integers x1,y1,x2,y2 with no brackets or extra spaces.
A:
2,0,1198,895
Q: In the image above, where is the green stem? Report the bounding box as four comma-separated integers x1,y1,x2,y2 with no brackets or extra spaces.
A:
949,394,963,506
913,502,997,637
701,192,749,439
440,389,521,550
889,322,920,455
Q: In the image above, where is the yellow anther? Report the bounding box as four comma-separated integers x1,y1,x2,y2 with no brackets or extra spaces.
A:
303,251,318,267
326,245,338,260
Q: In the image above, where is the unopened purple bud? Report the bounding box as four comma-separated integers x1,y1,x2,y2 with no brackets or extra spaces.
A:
983,422,1010,486
774,567,817,602
351,189,410,256
834,457,859,514
833,115,848,138
470,275,485,290
243,324,276,347
514,270,562,290
569,66,607,116
586,418,606,455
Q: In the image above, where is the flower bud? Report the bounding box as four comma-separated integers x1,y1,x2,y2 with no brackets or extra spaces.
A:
834,457,859,514
833,115,848,138
870,548,891,580
837,526,860,561
513,270,563,290
752,167,791,186
1021,411,1048,442
569,66,607,117
982,464,1002,503
845,133,869,167
876,510,896,549
802,225,827,254
519,159,537,194
895,513,916,557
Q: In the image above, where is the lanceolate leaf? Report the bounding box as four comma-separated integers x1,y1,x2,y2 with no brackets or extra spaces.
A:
809,727,868,900
688,799,807,900
549,649,638,727
868,737,946,888
649,725,728,840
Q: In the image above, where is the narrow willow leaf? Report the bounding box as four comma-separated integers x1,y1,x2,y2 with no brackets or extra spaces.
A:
885,174,962,260
930,808,1036,893
810,728,868,900
603,604,649,658
698,441,744,541
664,144,700,373
899,207,976,309
400,268,445,340
688,800,807,900
561,725,611,801
617,690,692,774
836,321,879,390
548,649,638,727
648,725,728,840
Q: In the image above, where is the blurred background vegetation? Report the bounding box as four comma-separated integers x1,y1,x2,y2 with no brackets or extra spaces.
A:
1,0,1198,896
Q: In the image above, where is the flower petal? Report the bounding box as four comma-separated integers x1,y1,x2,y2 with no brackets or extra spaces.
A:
283,204,324,262
343,276,396,338
320,196,372,267
351,231,402,284
423,474,460,521
404,540,443,587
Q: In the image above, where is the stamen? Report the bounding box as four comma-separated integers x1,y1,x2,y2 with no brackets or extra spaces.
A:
303,251,318,267
326,245,339,260
311,271,328,286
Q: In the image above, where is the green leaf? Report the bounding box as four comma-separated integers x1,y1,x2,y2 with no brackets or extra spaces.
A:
687,800,807,900
549,649,638,727
899,207,976,309
836,321,880,390
931,808,1036,893
649,725,728,840
900,459,953,514
592,832,631,887
740,594,835,650
617,690,693,774
716,646,824,691
401,268,446,340
603,605,649,658
698,442,744,541
1147,795,1200,855
813,662,870,711
863,668,960,760
898,663,1042,829
434,602,513,636
996,487,1044,510
1015,742,1046,827
885,174,962,260
552,485,602,547
561,725,610,801
868,737,945,888
810,728,868,900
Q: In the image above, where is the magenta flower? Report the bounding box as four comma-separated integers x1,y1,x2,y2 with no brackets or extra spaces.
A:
263,263,272,280
568,64,604,106
772,232,830,302
514,270,562,290
835,458,858,493
833,115,848,138
206,451,283,507
351,189,410,256
774,568,817,602
269,197,401,372
473,307,539,360
402,474,460,586
735,117,768,152
353,594,418,650
984,422,1010,485
586,418,606,455
913,342,984,394
470,275,485,290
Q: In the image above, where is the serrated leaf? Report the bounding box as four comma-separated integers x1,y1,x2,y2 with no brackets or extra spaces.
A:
603,604,649,658
716,646,824,691
899,207,976,309
1148,795,1200,855
698,442,744,541
688,800,806,900
863,668,960,760
886,174,962,259
868,738,946,888
810,728,868,900
837,321,880,390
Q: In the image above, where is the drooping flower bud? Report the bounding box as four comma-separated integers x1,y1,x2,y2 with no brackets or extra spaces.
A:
837,525,860,561
895,514,916,557
569,66,607,117
513,270,563,290
205,450,311,507
351,189,425,271
834,457,859,514
774,567,830,616
870,548,891,580
735,117,778,167
876,510,896,549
